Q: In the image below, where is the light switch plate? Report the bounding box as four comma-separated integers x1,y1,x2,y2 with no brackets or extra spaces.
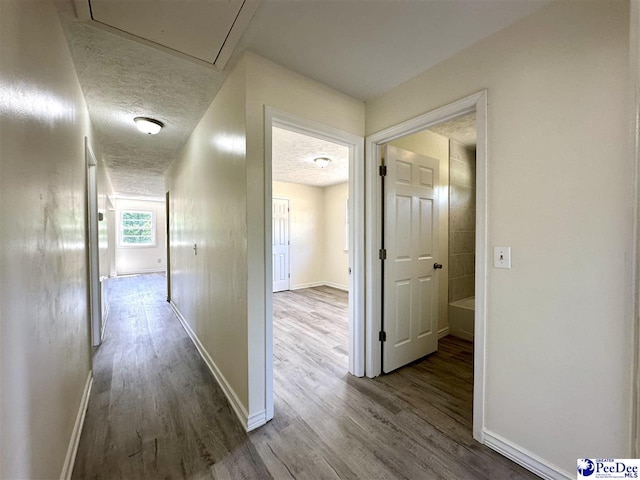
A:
494,246,511,269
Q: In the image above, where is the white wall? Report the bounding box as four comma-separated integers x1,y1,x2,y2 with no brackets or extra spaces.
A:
0,0,93,477
273,182,325,289
245,52,365,420
115,198,166,275
273,181,350,291
323,182,349,290
367,0,633,474
166,58,249,411
166,52,364,427
389,130,449,333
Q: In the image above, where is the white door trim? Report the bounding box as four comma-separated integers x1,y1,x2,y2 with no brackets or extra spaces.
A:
365,90,488,443
630,0,640,458
264,107,365,421
85,137,101,348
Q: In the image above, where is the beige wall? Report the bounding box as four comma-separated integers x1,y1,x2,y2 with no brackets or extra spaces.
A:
448,141,476,303
0,0,93,477
115,198,167,275
367,0,633,473
273,181,350,291
273,182,325,289
166,52,364,424
245,52,365,418
323,182,349,290
389,130,449,333
166,58,249,409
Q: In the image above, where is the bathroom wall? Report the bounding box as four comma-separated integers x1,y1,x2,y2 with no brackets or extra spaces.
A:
448,140,476,302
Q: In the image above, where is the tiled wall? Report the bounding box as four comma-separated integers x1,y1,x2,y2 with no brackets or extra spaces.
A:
449,141,476,302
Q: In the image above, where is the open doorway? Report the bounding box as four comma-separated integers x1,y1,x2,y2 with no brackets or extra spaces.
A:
366,91,488,441
270,125,351,391
264,108,365,421
380,112,477,372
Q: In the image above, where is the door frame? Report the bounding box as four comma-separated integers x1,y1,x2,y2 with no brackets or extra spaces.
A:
85,137,101,347
271,196,291,292
264,107,365,420
166,191,171,302
631,0,640,457
365,90,488,442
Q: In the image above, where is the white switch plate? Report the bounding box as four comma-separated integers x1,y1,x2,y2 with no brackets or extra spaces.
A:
494,246,511,269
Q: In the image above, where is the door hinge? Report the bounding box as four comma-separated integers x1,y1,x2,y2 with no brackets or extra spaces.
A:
379,331,387,342
288,273,290,278
379,248,387,260
379,165,387,177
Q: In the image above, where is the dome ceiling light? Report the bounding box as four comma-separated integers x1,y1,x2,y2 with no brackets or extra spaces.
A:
313,157,331,168
134,116,164,135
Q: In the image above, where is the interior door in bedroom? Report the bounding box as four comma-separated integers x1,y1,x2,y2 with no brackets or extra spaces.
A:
273,198,290,293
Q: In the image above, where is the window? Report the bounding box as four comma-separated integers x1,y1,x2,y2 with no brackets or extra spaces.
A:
119,210,156,247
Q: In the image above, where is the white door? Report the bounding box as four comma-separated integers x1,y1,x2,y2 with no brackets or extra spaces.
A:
272,198,290,292
383,145,440,373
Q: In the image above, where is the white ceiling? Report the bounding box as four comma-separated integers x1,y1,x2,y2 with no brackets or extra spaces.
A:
272,127,349,187
57,0,548,198
242,0,550,100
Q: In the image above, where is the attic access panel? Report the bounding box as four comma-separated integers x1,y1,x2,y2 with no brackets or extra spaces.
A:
87,0,258,68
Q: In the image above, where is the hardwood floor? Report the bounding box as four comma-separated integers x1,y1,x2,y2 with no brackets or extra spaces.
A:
73,275,538,479
72,274,270,480
256,287,538,480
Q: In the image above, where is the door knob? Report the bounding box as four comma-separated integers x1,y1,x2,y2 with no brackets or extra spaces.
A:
434,263,443,269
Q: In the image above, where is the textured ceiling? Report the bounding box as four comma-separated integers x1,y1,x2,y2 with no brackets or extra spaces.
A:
429,113,477,148
55,0,547,199
272,127,349,187
57,2,225,199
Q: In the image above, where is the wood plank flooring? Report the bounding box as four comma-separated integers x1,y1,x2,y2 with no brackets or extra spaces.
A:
256,287,538,480
72,274,270,479
72,275,539,479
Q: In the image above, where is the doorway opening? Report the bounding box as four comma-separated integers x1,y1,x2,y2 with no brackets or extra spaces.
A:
86,138,102,348
264,108,365,420
365,91,487,441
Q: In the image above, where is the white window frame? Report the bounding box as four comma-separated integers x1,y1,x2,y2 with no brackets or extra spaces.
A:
119,209,156,248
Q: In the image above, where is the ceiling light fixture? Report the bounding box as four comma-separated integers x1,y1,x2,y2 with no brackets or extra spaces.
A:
134,116,164,135
314,157,331,168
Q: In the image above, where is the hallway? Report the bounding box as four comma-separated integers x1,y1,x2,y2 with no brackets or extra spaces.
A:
73,275,537,479
72,274,270,479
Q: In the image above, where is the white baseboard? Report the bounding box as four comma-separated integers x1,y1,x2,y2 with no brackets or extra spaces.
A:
169,301,264,432
483,430,572,480
438,327,450,339
247,410,267,431
323,281,349,292
60,371,93,480
291,281,348,292
115,268,166,276
291,281,324,290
